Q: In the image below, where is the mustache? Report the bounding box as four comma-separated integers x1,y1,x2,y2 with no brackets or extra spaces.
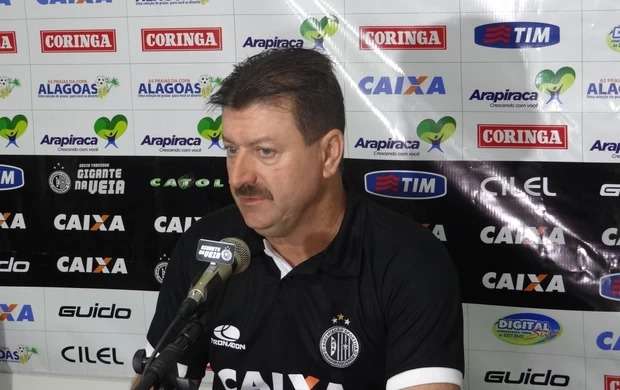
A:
234,183,273,200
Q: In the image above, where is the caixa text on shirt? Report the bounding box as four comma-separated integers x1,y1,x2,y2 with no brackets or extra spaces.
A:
216,369,344,390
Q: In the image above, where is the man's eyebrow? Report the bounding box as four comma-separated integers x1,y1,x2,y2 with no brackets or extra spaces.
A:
222,136,275,146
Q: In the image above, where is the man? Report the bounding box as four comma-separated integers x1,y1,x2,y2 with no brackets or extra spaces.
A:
145,48,463,389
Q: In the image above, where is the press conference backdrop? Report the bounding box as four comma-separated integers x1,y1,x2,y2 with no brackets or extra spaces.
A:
1,0,620,389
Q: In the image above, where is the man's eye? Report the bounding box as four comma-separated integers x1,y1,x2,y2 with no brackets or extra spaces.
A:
258,148,275,157
224,145,238,155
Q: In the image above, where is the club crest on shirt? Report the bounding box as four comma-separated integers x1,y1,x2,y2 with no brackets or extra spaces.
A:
319,314,360,368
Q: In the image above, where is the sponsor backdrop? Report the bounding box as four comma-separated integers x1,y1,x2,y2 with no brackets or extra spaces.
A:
1,0,620,389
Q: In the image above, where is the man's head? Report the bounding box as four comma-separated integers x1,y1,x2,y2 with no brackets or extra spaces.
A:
209,48,346,238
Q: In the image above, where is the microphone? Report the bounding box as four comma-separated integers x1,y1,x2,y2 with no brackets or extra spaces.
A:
178,237,251,319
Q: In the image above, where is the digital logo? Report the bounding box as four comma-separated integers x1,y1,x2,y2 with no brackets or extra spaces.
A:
141,28,222,51
0,304,34,322
150,175,225,190
0,76,20,99
605,375,620,390
484,369,569,387
53,214,125,231
590,140,620,158
359,75,446,95
493,313,561,345
600,274,620,301
196,239,234,263
483,272,565,292
602,228,620,246
0,212,26,229
359,25,446,50
0,31,17,54
596,331,620,351
480,225,565,245
481,176,556,197
0,257,30,273
607,26,620,52
477,124,568,149
364,170,447,200
154,216,201,233
319,314,360,368
137,74,222,103
57,256,127,274
535,67,575,105
94,114,127,148
154,253,169,284
211,325,246,350
0,345,38,364
474,22,560,49
59,303,131,319
0,115,27,148
0,164,24,190
587,77,620,99
299,15,339,51
197,115,223,149
417,116,456,152
601,184,620,197
48,162,125,195
61,346,123,365
40,29,116,53
38,75,119,99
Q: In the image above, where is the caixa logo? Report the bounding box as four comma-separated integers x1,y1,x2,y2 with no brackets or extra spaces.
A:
0,304,34,322
599,274,620,301
493,313,561,345
596,331,620,351
484,369,569,387
364,170,447,200
0,164,24,190
475,22,560,48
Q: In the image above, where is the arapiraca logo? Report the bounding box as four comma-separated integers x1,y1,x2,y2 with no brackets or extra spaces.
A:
0,76,20,99
197,115,222,149
535,67,575,105
416,116,456,152
0,115,27,148
93,114,127,148
299,15,339,51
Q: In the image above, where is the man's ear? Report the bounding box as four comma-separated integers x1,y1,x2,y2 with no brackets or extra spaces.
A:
319,128,344,178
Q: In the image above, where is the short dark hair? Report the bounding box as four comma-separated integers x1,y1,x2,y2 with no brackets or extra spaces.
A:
209,48,345,144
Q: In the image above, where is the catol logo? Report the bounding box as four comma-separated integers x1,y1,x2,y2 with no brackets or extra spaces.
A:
493,313,561,345
0,31,17,53
359,26,446,50
40,29,116,53
141,28,222,51
477,124,567,149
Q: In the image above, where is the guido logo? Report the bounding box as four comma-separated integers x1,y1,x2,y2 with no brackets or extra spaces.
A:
474,22,560,49
493,313,561,345
0,115,27,148
364,170,447,200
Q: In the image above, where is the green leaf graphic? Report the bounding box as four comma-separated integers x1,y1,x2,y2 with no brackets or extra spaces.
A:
0,114,28,140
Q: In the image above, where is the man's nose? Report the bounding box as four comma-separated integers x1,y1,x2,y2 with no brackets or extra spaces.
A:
227,150,257,188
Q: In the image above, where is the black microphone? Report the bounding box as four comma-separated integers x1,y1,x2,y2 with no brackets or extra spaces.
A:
177,237,251,319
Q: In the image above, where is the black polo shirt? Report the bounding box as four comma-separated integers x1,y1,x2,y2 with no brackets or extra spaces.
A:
147,193,464,389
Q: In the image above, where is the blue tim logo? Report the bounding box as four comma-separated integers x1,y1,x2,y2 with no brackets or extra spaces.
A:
475,22,560,49
364,170,447,199
600,273,620,301
0,165,24,191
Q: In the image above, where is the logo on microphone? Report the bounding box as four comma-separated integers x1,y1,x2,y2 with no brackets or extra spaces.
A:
196,239,234,264
211,325,246,350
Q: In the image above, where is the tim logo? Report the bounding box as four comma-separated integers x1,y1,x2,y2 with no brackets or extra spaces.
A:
606,375,620,390
0,31,17,53
600,274,620,301
0,165,24,191
364,170,447,200
475,22,560,48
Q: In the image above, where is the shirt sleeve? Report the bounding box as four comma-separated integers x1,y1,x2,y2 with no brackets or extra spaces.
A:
383,228,464,389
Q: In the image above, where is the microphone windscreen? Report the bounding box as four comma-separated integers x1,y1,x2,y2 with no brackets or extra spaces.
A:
222,237,251,274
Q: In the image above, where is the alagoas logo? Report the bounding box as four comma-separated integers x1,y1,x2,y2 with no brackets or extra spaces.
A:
587,77,620,99
211,325,246,350
141,28,222,51
480,225,565,245
57,256,127,274
0,115,27,148
0,345,38,364
94,114,127,148
53,214,125,231
365,170,447,200
359,25,446,50
0,304,34,322
358,75,446,95
40,29,116,53
320,314,360,368
0,76,20,99
477,124,568,149
0,212,26,229
483,272,565,292
607,26,620,52
493,313,561,345
38,75,119,99
474,22,560,49
0,31,17,54
154,216,201,233
137,74,222,102
48,162,125,195
417,116,456,152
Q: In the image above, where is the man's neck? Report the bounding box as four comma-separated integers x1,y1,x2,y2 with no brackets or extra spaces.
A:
266,186,346,267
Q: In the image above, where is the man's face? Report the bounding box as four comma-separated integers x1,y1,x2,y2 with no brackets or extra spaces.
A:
222,102,325,238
